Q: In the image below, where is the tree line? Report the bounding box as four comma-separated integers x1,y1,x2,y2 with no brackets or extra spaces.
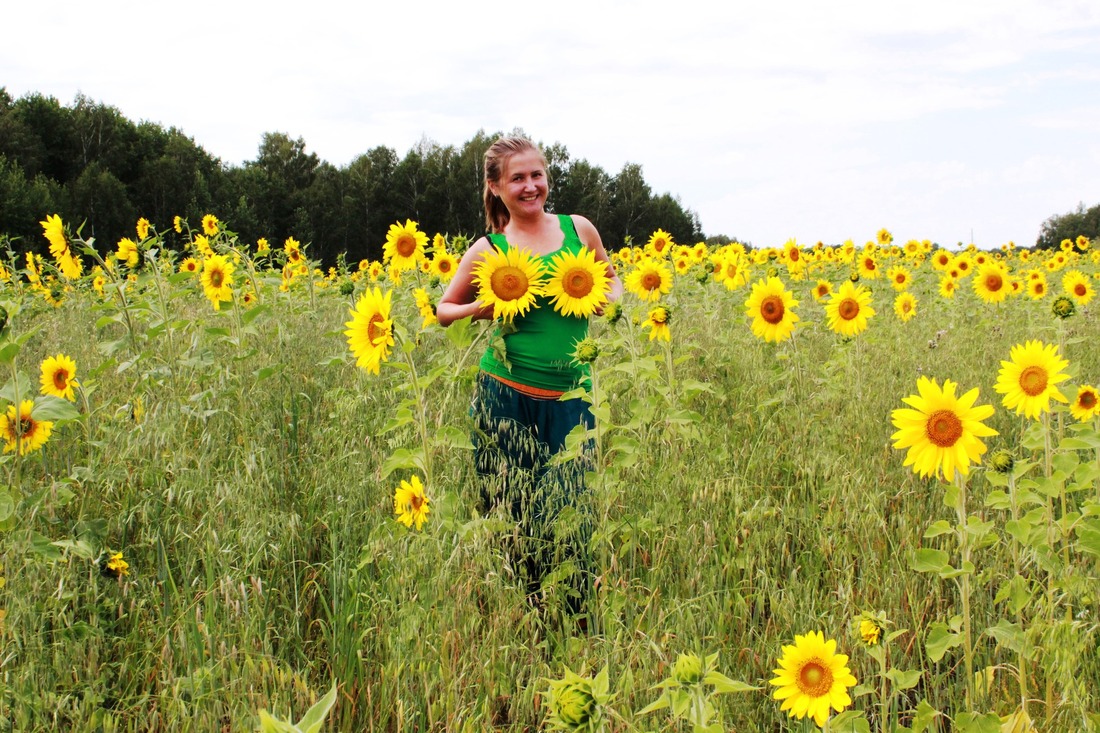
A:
0,89,705,265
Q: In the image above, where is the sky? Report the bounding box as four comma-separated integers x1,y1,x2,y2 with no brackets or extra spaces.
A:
5,0,1100,249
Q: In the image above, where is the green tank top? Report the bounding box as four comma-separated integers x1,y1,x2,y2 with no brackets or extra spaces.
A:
479,215,591,391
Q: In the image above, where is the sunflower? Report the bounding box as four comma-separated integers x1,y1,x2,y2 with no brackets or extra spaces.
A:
0,400,54,455
431,251,459,282
1026,275,1048,300
394,474,431,531
115,238,139,268
383,219,428,272
344,287,395,374
201,254,235,310
770,631,857,728
972,261,1011,304
256,238,270,254
745,276,800,343
994,340,1070,420
825,281,875,337
39,354,78,401
876,228,893,246
714,255,749,291
857,253,880,280
642,304,671,342
103,551,130,578
894,292,917,322
40,214,83,280
173,215,183,234
1070,385,1100,422
202,214,219,236
939,275,958,299
471,247,547,322
1076,235,1090,251
543,247,611,318
886,265,911,291
811,280,833,302
413,287,437,329
931,250,953,271
624,259,673,302
1062,269,1094,305
136,217,151,240
891,377,998,480
284,237,303,265
645,229,674,259
179,257,200,275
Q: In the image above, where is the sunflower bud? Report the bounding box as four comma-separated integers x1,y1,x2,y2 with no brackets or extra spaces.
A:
546,668,609,731
671,652,704,685
572,338,599,364
849,271,860,282
603,301,622,325
988,448,1015,474
339,279,355,295
1051,295,1075,320
859,618,882,646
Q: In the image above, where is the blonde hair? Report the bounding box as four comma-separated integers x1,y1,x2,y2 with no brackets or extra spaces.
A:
483,136,548,234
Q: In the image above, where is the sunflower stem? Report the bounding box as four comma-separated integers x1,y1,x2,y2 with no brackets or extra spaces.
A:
1041,411,1055,724
954,469,976,710
1006,467,1029,712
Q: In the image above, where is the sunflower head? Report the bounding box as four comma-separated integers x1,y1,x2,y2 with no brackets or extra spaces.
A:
572,338,600,365
1051,295,1075,320
987,448,1016,474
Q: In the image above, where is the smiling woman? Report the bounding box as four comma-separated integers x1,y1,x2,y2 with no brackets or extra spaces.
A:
435,135,623,625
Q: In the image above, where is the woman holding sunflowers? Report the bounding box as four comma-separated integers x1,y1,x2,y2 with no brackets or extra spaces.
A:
437,135,622,622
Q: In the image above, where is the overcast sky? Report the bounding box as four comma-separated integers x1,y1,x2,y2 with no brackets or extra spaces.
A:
6,0,1100,248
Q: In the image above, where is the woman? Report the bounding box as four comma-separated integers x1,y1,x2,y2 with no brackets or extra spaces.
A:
436,135,622,615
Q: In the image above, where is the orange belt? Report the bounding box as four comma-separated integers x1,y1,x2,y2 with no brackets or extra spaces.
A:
485,372,566,401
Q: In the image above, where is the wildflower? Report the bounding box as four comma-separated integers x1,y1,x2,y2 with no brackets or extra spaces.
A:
994,341,1070,420
642,304,671,341
393,475,430,531
624,259,673,302
544,247,611,318
744,276,800,343
891,377,998,480
344,287,395,374
1069,385,1100,422
100,551,130,578
770,631,857,728
0,400,54,455
472,247,546,322
826,281,875,338
39,354,78,401
201,254,235,310
383,219,428,272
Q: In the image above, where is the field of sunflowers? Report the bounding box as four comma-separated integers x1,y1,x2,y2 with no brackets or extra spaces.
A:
0,215,1098,731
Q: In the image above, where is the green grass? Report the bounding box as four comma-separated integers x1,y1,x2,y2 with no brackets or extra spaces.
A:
1,249,1099,732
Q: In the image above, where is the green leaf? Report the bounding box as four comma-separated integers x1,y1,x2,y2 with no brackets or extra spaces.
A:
702,671,759,693
32,396,81,422
257,709,297,732
923,520,954,538
910,548,950,573
1075,520,1100,558
636,691,671,716
431,426,474,451
828,710,871,733
954,712,1000,733
29,531,63,561
297,682,337,733
908,699,941,733
925,622,963,663
985,619,1025,654
0,489,14,523
241,303,271,326
885,669,922,691
379,448,424,479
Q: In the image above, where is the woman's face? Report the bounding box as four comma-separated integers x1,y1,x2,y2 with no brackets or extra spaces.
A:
492,150,548,218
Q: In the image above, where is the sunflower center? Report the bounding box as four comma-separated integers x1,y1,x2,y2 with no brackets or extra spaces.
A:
396,235,417,258
438,260,453,273
838,298,860,321
53,369,69,390
895,274,906,284
367,314,386,344
864,260,876,271
490,266,529,301
210,270,224,287
902,301,912,313
1074,283,1087,297
985,274,1003,291
926,409,963,447
640,271,662,291
797,661,833,698
409,493,424,511
563,268,594,298
726,264,739,278
651,308,668,325
18,416,34,437
789,249,800,262
1018,365,1048,396
1079,391,1098,410
754,295,782,324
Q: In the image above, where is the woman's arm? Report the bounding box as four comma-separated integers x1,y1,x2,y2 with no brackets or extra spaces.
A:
435,237,496,327
572,214,623,308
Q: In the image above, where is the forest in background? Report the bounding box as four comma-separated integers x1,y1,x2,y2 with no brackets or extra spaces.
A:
0,89,706,264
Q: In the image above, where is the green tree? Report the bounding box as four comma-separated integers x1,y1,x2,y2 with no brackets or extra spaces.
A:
1036,202,1100,250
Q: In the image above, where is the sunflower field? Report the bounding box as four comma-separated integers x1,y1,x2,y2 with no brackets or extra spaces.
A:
1,217,1099,732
